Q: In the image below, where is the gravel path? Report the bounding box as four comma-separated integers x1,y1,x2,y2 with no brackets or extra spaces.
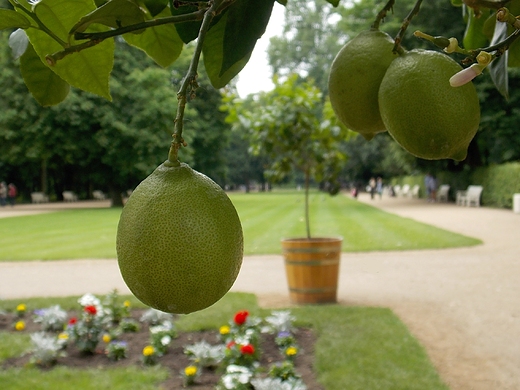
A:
0,195,519,389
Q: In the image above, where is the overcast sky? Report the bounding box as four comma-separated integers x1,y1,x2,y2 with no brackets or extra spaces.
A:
235,3,285,97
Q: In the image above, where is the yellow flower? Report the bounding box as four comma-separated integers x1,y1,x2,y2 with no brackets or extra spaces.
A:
58,332,69,340
16,303,26,312
219,325,230,335
14,321,25,331
123,300,131,308
184,365,198,377
143,345,155,356
285,346,298,356
102,334,111,343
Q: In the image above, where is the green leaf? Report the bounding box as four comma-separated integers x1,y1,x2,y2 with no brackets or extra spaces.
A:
123,7,183,67
140,0,168,16
489,21,509,99
171,0,224,44
276,0,287,5
463,8,489,49
220,0,275,76
505,0,520,67
24,0,114,100
69,0,146,34
203,12,252,89
450,0,463,6
324,0,340,6
507,39,520,67
0,9,31,30
19,42,70,106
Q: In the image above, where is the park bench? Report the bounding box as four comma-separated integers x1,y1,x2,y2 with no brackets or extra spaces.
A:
436,184,450,202
30,192,49,204
456,185,483,207
62,191,78,202
411,184,420,198
92,190,106,200
400,184,410,197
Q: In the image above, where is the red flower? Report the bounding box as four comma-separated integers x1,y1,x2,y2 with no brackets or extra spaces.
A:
234,310,249,325
226,341,236,349
84,305,97,315
240,344,255,355
68,317,77,325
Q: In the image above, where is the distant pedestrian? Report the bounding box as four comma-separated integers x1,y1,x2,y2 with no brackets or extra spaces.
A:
7,183,17,206
0,182,6,206
368,177,376,200
424,173,433,200
428,175,437,202
376,177,383,199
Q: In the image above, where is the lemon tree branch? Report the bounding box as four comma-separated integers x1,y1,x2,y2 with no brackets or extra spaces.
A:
371,0,395,30
393,0,423,53
167,0,223,166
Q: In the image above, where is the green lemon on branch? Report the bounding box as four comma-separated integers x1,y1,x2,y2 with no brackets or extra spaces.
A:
116,161,243,314
328,30,402,140
378,49,481,161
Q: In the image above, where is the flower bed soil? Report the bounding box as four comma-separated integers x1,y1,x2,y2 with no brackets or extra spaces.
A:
1,309,323,389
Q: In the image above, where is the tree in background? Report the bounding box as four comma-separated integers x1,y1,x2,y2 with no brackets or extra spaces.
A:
0,34,231,204
224,74,350,237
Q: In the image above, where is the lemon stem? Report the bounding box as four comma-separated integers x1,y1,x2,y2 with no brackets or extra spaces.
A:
392,0,423,53
167,3,221,167
371,0,395,30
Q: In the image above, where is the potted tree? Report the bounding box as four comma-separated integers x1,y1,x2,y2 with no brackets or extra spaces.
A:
226,74,350,304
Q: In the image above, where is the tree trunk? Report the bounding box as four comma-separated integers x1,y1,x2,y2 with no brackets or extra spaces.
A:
304,169,311,239
108,184,124,207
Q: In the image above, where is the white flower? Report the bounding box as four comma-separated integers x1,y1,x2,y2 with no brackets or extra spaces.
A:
449,64,483,87
265,310,295,332
251,377,308,390
160,335,172,346
78,293,100,307
221,365,253,388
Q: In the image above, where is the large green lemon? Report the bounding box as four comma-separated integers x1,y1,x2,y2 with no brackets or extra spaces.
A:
378,49,480,160
328,30,401,140
116,161,243,314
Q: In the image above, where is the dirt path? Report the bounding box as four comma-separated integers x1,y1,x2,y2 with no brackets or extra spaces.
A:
1,196,519,389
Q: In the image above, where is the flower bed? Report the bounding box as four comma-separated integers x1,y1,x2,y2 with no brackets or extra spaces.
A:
0,291,322,389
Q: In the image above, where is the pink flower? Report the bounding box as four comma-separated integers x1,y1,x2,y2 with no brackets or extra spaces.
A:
449,64,482,87
226,341,236,349
240,344,255,355
234,310,249,325
68,317,77,325
84,305,97,315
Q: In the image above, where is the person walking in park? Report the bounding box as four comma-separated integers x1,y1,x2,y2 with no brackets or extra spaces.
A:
7,183,17,206
0,182,6,206
368,177,376,200
376,177,383,199
424,173,433,200
428,175,437,202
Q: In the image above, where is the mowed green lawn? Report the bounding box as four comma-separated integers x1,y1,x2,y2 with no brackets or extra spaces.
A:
0,190,480,261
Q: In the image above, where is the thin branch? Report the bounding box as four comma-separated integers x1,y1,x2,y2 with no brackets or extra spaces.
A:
167,1,220,165
393,0,423,52
371,0,395,30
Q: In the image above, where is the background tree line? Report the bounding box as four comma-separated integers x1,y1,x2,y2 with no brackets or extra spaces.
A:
1,0,519,205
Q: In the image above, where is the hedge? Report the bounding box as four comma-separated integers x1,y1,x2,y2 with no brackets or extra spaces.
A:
391,162,520,209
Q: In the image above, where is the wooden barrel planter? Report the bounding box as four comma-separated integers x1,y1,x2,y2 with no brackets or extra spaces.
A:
281,237,342,304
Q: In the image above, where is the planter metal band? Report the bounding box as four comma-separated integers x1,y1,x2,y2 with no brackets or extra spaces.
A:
282,246,341,254
284,259,339,266
289,286,337,293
